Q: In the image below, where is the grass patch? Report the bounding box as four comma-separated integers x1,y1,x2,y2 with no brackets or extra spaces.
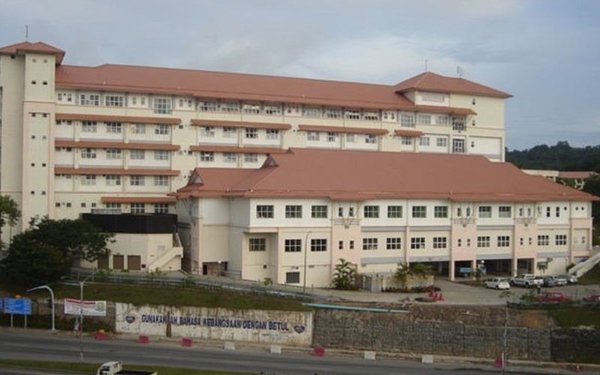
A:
1,281,311,312
548,307,600,328
0,359,248,374
578,263,600,285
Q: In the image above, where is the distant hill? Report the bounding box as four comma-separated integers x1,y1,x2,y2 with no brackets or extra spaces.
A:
506,141,600,172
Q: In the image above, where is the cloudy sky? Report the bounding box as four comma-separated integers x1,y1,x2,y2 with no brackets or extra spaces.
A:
1,0,599,150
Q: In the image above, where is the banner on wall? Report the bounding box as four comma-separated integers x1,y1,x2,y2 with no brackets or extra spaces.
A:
64,298,107,317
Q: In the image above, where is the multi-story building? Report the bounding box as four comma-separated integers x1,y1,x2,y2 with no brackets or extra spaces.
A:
175,148,596,285
1,40,594,283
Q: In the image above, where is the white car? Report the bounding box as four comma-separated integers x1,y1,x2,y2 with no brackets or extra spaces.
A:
485,277,511,290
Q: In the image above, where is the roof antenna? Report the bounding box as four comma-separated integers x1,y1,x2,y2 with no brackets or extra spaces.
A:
457,65,465,78
25,25,29,41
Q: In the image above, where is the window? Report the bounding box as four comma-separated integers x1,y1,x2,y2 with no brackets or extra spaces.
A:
154,151,169,161
307,132,319,141
105,175,121,186
242,104,261,114
199,101,218,112
245,128,258,139
327,132,337,142
106,122,122,133
411,237,425,249
131,203,145,214
386,237,401,250
348,207,355,217
105,203,121,210
479,206,492,218
346,134,355,143
477,236,490,248
344,109,360,120
362,238,378,250
200,152,214,162
303,107,321,117
130,150,145,160
419,137,430,146
285,205,302,218
412,206,426,218
401,137,412,146
417,114,432,125
154,203,169,214
311,205,328,218
365,135,377,144
286,271,300,284
256,205,274,218
249,238,266,251
432,237,447,249
555,234,567,245
223,127,237,138
436,137,448,147
387,205,403,218
349,240,355,249
284,239,302,253
338,241,344,250
452,116,466,131
497,236,510,247
363,111,379,121
81,175,96,185
499,206,512,218
82,121,97,132
155,125,169,135
220,102,240,113
131,124,146,134
224,153,237,162
266,129,280,139
555,206,560,218
200,127,215,137
400,114,415,127
324,108,342,118
436,115,450,125
434,206,448,218
364,205,379,218
105,95,124,107
537,235,549,246
106,149,122,160
154,176,168,186
452,138,465,153
311,239,327,252
244,154,258,163
130,175,145,186
153,97,172,114
81,148,96,159
80,94,100,106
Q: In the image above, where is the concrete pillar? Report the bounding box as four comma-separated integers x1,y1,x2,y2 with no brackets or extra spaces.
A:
449,260,455,281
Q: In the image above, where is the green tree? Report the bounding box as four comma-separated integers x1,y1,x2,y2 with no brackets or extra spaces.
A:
0,217,114,287
332,258,357,290
0,195,20,250
583,176,600,245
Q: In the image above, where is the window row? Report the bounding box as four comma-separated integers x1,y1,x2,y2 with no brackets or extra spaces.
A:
200,127,280,140
56,121,171,135
77,175,170,186
199,152,260,163
77,148,170,161
103,202,169,214
306,132,377,144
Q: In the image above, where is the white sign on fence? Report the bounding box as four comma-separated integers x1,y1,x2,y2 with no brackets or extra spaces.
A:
116,303,313,346
64,298,107,317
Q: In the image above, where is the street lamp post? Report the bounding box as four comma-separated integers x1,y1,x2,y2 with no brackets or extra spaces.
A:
303,232,311,293
78,272,95,362
26,285,55,331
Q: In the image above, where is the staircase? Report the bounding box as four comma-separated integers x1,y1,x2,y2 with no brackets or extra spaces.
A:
569,249,600,278
147,233,184,272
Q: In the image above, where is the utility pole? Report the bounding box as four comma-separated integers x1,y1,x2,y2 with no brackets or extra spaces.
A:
26,285,55,331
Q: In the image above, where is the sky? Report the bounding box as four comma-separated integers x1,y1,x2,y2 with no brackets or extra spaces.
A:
1,0,599,150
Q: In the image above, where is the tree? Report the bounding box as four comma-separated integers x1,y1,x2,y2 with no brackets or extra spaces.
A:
0,217,114,287
583,176,600,245
0,195,20,250
332,258,357,290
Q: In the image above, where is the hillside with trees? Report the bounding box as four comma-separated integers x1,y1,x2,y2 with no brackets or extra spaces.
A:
506,141,600,172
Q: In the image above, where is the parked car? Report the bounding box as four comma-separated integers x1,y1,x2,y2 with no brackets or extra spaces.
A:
511,274,544,288
582,294,600,303
542,275,568,287
484,277,511,290
559,274,578,284
534,291,571,303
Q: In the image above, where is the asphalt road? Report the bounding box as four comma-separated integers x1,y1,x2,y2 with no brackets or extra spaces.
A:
0,329,579,375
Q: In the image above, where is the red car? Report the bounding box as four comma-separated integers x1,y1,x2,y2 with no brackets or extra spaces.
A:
582,294,600,303
534,291,571,303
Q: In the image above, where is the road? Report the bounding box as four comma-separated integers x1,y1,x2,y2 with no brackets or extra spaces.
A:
0,330,577,375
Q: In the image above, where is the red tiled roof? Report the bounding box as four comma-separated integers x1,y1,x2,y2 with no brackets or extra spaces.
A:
394,129,424,137
394,72,512,98
55,167,179,176
190,145,286,154
56,113,181,125
55,140,180,151
53,62,509,110
101,196,175,204
190,119,291,130
297,125,388,136
176,148,597,202
0,41,65,64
